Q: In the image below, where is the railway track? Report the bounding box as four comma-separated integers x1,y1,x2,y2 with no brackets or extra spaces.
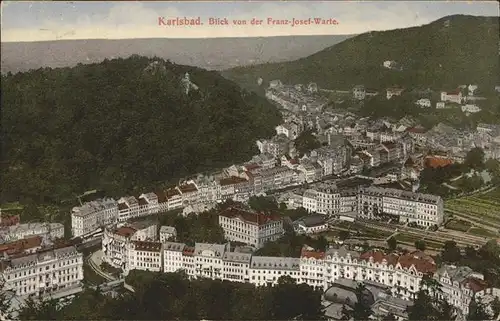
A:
357,220,488,247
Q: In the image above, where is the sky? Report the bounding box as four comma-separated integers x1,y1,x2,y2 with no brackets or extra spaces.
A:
1,1,499,42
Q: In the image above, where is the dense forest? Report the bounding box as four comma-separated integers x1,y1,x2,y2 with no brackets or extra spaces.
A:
1,55,282,204
224,15,499,92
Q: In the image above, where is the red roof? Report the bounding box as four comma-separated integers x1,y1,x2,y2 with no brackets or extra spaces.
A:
359,250,436,274
0,214,20,228
301,248,325,260
0,236,42,256
407,127,427,134
182,246,195,256
219,207,282,226
463,277,488,293
289,159,298,165
114,226,136,238
244,163,261,171
425,156,454,169
446,90,461,95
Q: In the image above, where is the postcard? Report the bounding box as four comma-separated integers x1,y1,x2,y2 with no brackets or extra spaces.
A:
1,1,500,320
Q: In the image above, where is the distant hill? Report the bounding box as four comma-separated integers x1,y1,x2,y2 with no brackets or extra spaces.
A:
0,56,282,203
223,15,499,92
0,35,352,74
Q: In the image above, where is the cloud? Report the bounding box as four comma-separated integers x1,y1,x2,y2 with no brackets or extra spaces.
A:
1,1,498,42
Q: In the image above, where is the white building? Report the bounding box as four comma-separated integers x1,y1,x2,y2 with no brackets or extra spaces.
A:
117,196,140,222
163,241,186,273
353,85,366,100
105,237,490,317
2,223,64,243
293,215,328,234
218,207,284,249
101,221,157,271
299,185,443,228
159,226,177,242
71,198,118,237
358,187,444,227
222,251,252,283
127,240,163,275
416,98,431,108
0,244,84,299
461,104,481,114
138,193,159,217
441,90,463,104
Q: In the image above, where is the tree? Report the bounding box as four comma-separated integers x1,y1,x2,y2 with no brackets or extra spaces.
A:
387,236,398,251
248,196,279,212
341,283,372,321
408,275,457,321
294,130,321,156
464,147,485,170
338,230,350,241
415,239,426,251
467,297,492,321
17,295,62,320
0,282,11,320
441,241,462,263
382,312,397,321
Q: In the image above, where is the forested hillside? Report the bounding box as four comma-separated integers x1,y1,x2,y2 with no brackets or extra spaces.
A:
1,55,282,204
224,15,499,92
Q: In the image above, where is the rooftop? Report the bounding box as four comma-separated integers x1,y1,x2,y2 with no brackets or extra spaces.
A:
219,207,282,226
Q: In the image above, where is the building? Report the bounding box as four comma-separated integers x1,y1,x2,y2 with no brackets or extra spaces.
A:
358,187,444,227
138,193,159,217
71,198,118,237
101,221,157,271
435,265,488,316
461,104,481,114
0,244,84,300
441,90,463,104
2,223,64,243
99,237,487,318
159,226,177,242
293,215,328,234
127,240,163,275
386,88,404,100
0,236,43,256
117,196,139,222
218,207,284,249
353,85,366,100
416,98,431,108
298,185,443,228
163,241,186,273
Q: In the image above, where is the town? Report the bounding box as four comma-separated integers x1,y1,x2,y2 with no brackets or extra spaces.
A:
1,73,500,321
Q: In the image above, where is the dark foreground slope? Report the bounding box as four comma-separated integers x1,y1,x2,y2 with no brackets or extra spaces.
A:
1,56,282,203
224,15,499,91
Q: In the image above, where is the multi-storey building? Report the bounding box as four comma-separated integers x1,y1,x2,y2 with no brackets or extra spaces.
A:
71,198,118,237
357,187,444,226
163,242,185,273
222,251,252,283
2,223,65,243
127,240,163,275
138,193,159,217
112,239,490,317
117,196,140,222
102,221,157,271
300,185,444,227
159,226,177,242
218,207,284,249
193,243,228,280
0,244,84,300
